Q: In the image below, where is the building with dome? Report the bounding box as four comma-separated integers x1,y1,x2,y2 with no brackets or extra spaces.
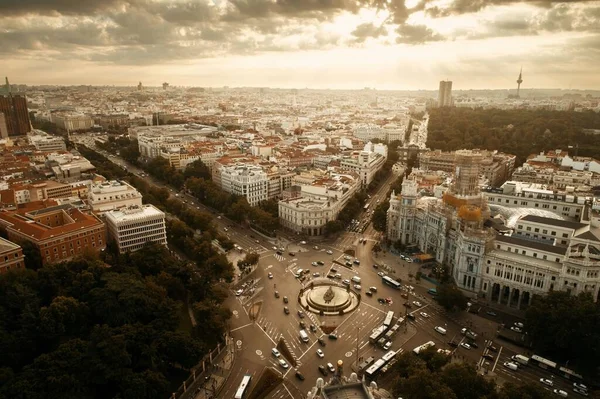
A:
387,150,600,309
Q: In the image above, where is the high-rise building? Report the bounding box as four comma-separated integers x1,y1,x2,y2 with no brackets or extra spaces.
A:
438,80,453,107
0,112,8,138
0,79,31,136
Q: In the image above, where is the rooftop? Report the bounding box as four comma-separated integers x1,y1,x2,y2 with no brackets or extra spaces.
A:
496,234,567,255
520,214,587,230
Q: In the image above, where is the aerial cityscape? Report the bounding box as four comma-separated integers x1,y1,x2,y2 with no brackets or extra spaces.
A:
1,1,600,399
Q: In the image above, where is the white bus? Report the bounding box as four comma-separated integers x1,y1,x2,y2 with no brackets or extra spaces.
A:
383,311,395,328
413,341,435,355
234,374,252,399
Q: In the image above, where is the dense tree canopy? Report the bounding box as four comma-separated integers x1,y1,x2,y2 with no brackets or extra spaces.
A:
427,108,600,165
525,291,600,376
390,350,552,399
436,283,469,311
0,244,228,399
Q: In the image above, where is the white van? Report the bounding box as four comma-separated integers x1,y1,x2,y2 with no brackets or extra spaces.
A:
503,362,518,371
351,276,361,284
299,329,309,343
511,354,529,365
434,326,447,335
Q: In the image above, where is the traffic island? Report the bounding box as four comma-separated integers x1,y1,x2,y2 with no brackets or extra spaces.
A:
247,367,283,399
298,280,361,316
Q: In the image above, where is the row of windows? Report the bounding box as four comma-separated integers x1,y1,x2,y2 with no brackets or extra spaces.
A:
118,222,165,233
488,265,548,288
495,245,561,262
2,253,21,262
488,197,579,213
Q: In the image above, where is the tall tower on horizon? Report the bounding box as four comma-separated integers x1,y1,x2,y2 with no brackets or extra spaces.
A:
516,68,523,98
438,80,453,107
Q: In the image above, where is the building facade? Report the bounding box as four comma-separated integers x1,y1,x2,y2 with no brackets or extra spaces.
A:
0,237,24,274
438,81,453,107
88,180,143,213
105,204,167,254
0,204,106,266
388,173,600,308
0,94,31,136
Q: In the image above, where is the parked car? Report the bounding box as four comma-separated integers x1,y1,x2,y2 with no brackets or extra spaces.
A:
284,307,289,314
274,291,280,298
510,326,523,333
283,296,288,303
235,289,244,296
483,354,495,361
326,250,333,255
553,389,568,397
342,279,350,285
328,333,338,340
300,321,306,329
295,371,305,381
272,348,281,357
298,310,305,318
460,343,471,350
327,363,335,373
316,349,324,358
268,272,273,279
487,311,497,317
420,312,429,318
318,338,326,346
366,291,373,297
289,252,296,256
413,301,423,307
318,365,327,375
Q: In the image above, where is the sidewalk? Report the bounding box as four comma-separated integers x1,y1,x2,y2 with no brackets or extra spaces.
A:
180,340,235,399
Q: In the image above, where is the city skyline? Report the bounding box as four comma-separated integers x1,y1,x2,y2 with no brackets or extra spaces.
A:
1,0,599,90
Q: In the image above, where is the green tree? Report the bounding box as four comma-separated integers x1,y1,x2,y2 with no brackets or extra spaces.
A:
21,241,43,270
436,283,468,311
184,159,212,180
372,199,389,232
324,220,344,236
525,291,600,375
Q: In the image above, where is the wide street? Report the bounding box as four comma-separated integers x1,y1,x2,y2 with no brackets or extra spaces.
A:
74,137,582,398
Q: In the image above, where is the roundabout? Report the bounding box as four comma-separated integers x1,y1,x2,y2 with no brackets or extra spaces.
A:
298,280,361,315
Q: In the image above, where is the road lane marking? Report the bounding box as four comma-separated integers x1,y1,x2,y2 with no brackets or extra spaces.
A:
492,346,502,372
231,322,253,332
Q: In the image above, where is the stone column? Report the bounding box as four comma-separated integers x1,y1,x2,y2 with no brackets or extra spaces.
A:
497,285,503,304
507,288,514,308
517,290,523,310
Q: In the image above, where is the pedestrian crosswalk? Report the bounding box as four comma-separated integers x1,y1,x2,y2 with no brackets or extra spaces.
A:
274,254,286,262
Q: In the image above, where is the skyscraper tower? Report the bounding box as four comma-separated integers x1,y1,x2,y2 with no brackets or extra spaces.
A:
516,68,523,98
438,80,453,107
0,77,31,136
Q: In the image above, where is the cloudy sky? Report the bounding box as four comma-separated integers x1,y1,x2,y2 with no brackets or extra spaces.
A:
2,0,599,90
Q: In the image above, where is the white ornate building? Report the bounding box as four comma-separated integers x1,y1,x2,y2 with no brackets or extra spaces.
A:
387,155,600,308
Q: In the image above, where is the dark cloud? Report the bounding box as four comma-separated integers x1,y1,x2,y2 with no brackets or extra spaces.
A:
351,23,387,42
426,0,596,18
396,24,444,44
0,0,130,16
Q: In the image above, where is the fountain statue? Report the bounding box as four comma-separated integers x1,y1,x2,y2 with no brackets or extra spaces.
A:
323,286,335,304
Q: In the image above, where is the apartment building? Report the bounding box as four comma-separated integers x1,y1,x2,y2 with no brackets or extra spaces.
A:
278,171,360,236
419,149,515,187
216,164,269,206
0,237,24,274
28,130,67,152
88,180,143,213
339,142,387,187
0,203,106,266
483,182,586,221
51,113,94,132
105,204,167,254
